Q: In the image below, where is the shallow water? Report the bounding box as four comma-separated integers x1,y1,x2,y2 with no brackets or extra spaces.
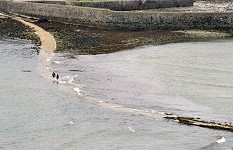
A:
1,38,233,149
68,39,233,123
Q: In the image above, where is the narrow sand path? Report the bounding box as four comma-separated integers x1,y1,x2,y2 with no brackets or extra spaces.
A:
11,15,57,78
1,13,57,79
0,13,56,52
15,18,56,52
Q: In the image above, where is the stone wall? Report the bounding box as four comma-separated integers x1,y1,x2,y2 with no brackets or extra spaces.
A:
207,0,233,2
0,1,7,12
0,1,233,30
72,0,194,11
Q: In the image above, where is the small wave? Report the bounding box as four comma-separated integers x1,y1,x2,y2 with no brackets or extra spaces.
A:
74,87,82,96
128,127,135,133
66,121,74,125
76,93,169,119
55,75,79,85
61,75,78,84
46,58,51,63
216,136,226,144
199,136,226,150
52,60,63,64
58,80,67,84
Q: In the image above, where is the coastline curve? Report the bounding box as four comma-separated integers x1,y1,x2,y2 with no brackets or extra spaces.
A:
0,13,57,78
15,17,56,53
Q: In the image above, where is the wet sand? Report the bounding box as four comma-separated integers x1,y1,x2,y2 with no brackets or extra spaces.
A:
16,18,56,52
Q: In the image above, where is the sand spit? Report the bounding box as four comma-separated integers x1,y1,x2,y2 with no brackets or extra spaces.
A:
16,19,56,52
0,13,56,52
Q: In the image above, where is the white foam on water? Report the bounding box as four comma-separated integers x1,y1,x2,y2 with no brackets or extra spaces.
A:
216,137,226,144
67,76,74,84
46,58,51,63
76,93,167,120
58,80,67,84
67,75,78,84
159,112,165,115
74,87,82,96
52,61,63,64
128,127,135,133
66,121,74,125
60,75,72,84
54,75,79,85
36,46,55,80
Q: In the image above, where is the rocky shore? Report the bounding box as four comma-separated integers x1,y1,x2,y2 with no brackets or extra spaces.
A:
1,15,231,55
0,16,40,45
34,20,232,55
35,21,190,55
1,0,233,55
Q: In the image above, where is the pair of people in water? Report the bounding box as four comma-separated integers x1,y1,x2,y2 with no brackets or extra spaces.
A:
52,72,59,80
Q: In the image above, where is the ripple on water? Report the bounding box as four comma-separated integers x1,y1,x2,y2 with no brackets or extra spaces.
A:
2,38,233,150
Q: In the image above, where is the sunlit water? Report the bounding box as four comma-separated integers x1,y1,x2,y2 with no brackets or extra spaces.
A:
1,38,233,149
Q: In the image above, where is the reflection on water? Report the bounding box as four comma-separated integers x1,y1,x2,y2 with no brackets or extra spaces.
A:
1,38,233,150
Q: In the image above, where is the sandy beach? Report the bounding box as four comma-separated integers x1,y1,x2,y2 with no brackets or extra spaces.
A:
16,18,56,53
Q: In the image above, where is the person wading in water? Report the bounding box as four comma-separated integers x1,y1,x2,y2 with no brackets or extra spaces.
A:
52,72,56,78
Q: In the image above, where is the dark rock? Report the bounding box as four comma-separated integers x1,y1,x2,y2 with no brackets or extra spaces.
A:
22,70,32,72
37,18,49,23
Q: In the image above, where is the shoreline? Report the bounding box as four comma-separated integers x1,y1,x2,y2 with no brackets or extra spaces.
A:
34,20,233,55
16,18,56,53
0,14,41,46
1,13,232,55
1,13,233,133
0,13,56,52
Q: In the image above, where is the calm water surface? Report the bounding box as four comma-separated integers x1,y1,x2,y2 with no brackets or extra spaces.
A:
0,38,233,149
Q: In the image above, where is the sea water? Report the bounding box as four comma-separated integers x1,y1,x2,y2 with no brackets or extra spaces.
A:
1,38,233,149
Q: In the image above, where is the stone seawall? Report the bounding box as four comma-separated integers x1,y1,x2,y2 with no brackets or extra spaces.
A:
208,0,233,2
0,1,7,12
73,0,194,11
0,1,233,30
